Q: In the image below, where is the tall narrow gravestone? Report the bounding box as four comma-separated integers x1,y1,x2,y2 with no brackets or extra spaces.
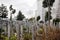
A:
8,21,10,40
0,18,2,28
56,0,60,28
57,0,60,19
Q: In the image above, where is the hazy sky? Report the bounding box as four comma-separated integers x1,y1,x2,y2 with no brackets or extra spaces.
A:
0,0,37,19
0,0,59,19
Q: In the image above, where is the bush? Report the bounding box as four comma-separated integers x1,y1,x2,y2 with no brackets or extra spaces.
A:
23,33,32,40
38,28,44,34
0,33,17,40
0,35,8,40
10,34,17,40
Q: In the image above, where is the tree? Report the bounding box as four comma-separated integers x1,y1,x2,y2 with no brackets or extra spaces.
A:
9,5,16,14
16,11,25,21
9,5,16,20
36,16,40,21
43,0,55,8
28,16,40,21
8,5,16,40
28,17,35,21
0,4,8,18
42,0,55,26
16,11,25,40
53,18,60,26
45,11,52,22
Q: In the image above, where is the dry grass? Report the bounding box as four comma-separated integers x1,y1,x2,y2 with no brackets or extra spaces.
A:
35,26,60,40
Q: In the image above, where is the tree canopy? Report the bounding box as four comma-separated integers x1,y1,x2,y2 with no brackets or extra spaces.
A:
36,16,40,21
0,4,8,18
42,0,55,25
28,17,35,21
45,11,52,22
55,18,60,22
9,5,16,14
42,0,55,8
53,18,60,25
16,11,25,21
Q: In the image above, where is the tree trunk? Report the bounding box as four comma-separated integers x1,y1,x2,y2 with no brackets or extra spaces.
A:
48,6,51,27
48,0,51,27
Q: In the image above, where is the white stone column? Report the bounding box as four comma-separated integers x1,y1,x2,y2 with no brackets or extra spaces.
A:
16,22,20,40
31,21,35,40
8,22,10,40
32,25,34,40
59,22,60,29
56,0,60,18
20,25,23,40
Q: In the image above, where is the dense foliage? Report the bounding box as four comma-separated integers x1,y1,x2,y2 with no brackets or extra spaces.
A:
0,4,8,18
23,33,32,40
16,11,25,21
42,0,55,25
9,5,16,14
37,16,40,21
53,18,60,25
45,11,52,22
42,0,55,8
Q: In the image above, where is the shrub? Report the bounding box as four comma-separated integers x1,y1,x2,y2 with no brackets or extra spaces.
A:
23,33,32,40
10,34,17,40
0,35,8,40
38,28,44,34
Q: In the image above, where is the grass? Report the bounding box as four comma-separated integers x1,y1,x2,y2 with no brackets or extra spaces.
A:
36,26,60,40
